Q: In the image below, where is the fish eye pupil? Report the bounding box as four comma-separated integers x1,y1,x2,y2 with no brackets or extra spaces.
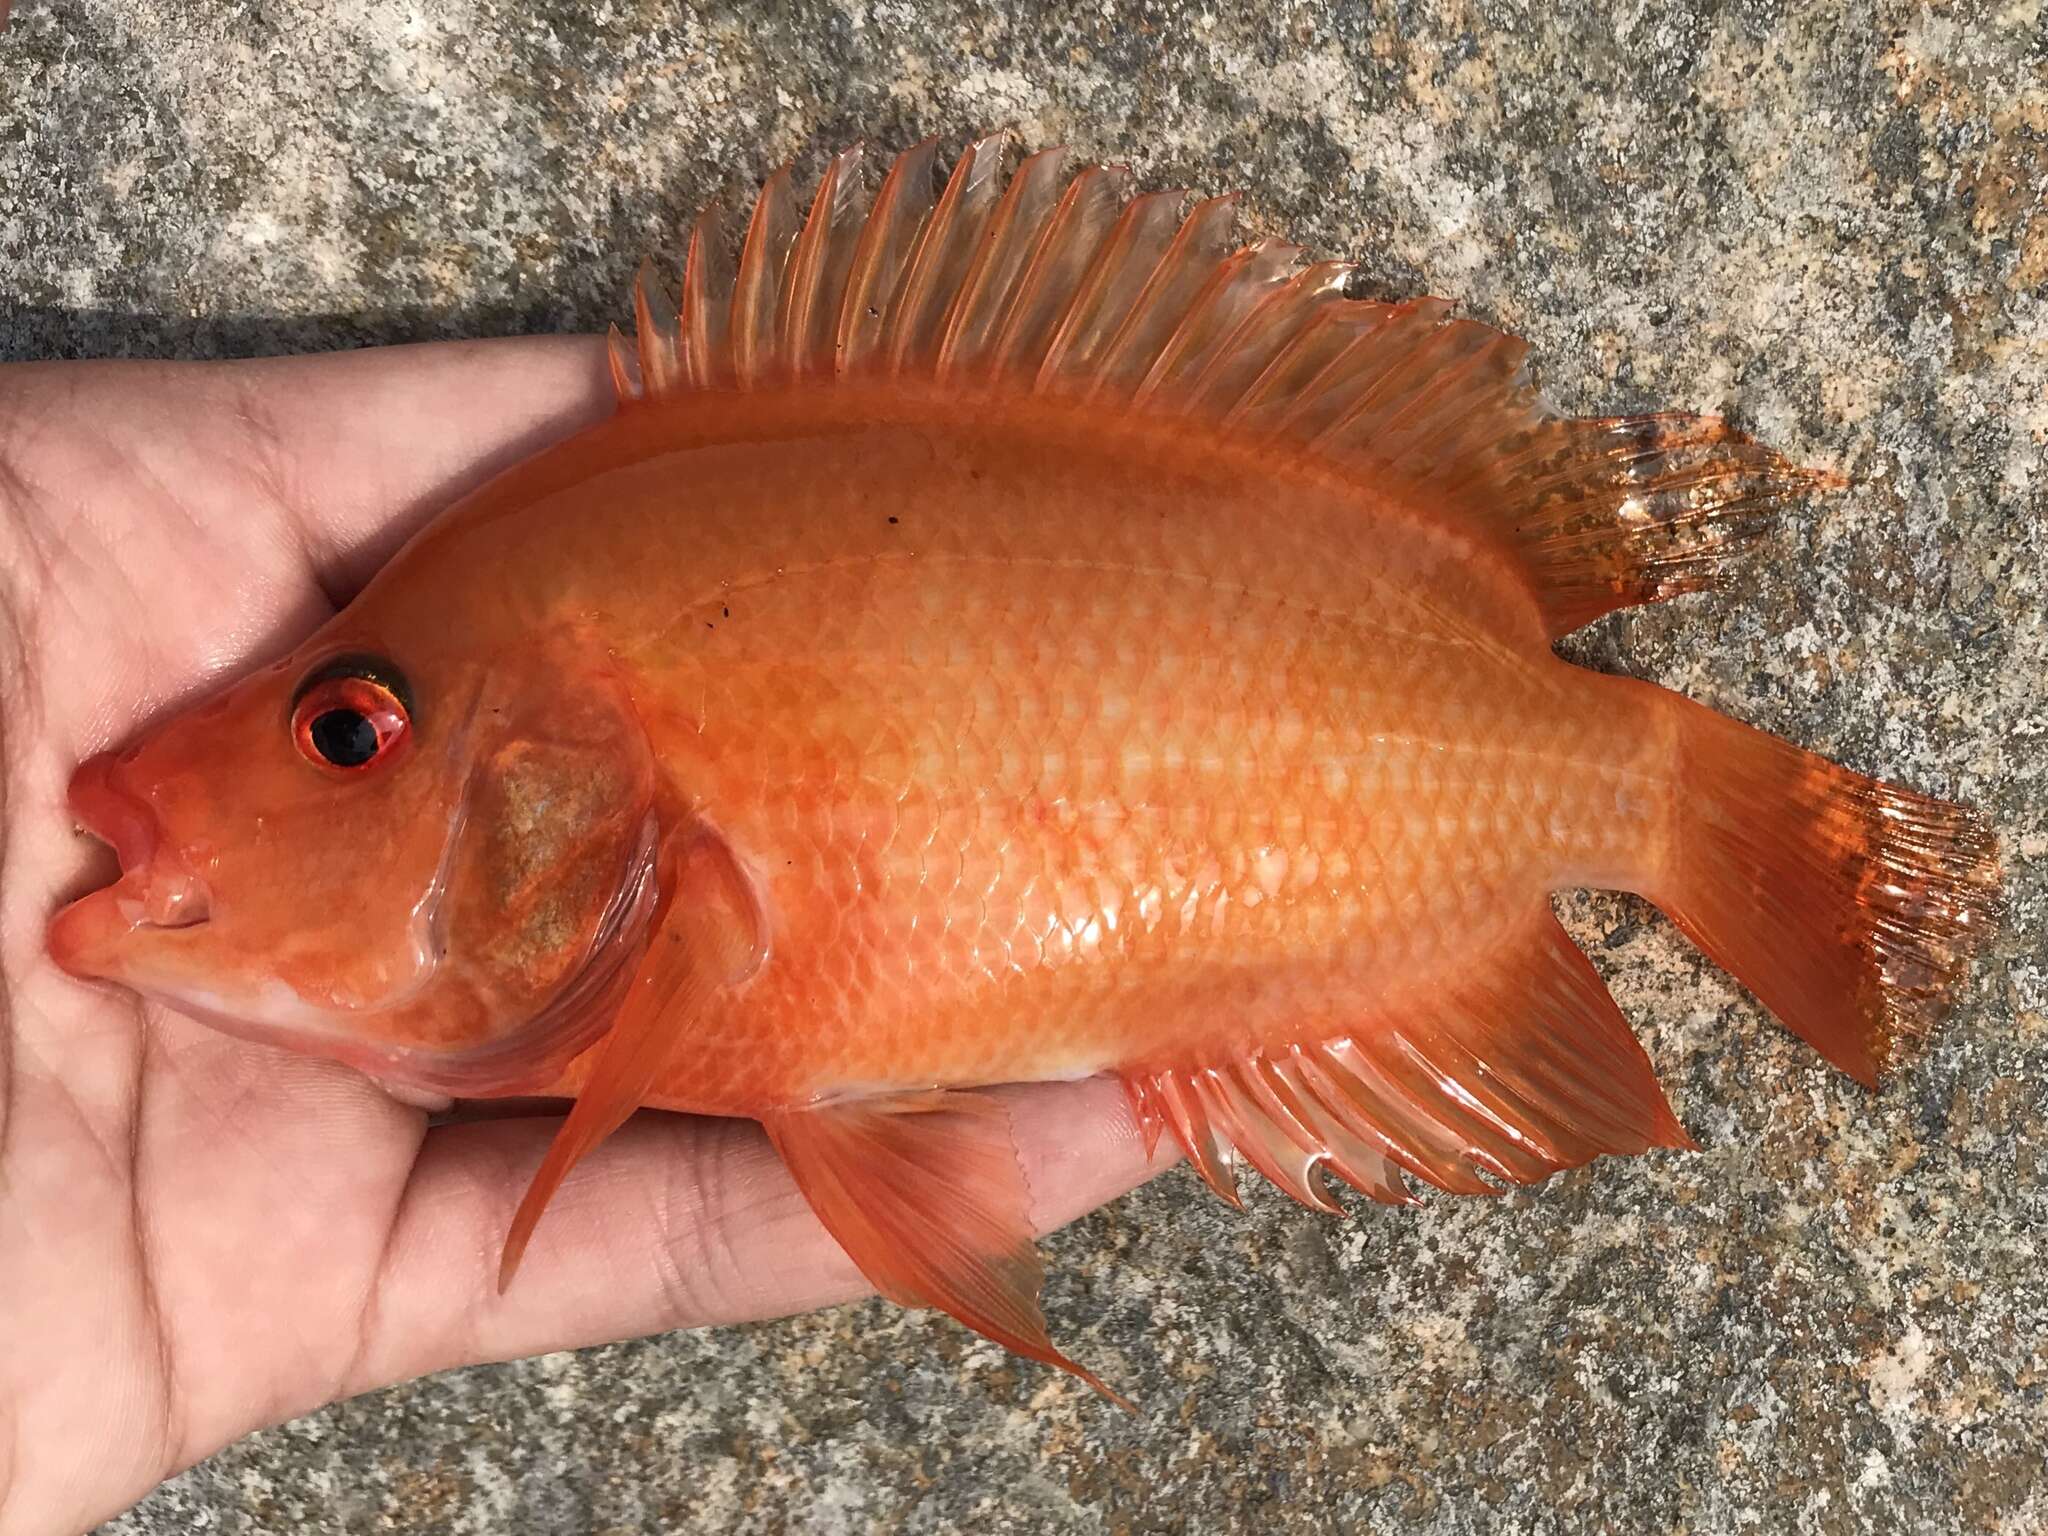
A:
309,708,379,767
290,658,410,773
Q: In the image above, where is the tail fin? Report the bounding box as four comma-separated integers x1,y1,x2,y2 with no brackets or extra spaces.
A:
1655,700,2002,1085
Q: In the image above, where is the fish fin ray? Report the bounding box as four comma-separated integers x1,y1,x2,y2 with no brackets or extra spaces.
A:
779,142,871,380
1147,1069,1242,1208
730,164,802,387
631,259,682,400
983,164,1133,377
836,138,941,375
935,145,1071,377
1132,240,1307,404
1087,192,1241,395
884,133,1009,369
680,200,735,388
606,322,643,403
1496,415,1849,638
763,1090,1132,1408
1033,186,1186,388
1120,911,1691,1212
1213,283,1386,423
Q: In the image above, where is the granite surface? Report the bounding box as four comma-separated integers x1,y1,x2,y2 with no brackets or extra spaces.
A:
3,0,2045,1531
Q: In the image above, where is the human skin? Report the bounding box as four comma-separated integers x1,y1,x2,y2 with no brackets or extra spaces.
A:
0,337,1169,1536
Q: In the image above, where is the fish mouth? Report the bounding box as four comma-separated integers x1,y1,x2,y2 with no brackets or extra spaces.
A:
49,753,213,978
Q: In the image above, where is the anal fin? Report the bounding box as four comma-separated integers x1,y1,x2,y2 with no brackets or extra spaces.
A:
764,1090,1131,1408
1125,911,1692,1212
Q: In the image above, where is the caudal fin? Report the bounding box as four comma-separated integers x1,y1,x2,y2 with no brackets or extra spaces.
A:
1656,701,2002,1085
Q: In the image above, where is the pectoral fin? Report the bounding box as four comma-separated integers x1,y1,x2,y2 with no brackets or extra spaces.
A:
764,1090,1132,1408
497,820,767,1290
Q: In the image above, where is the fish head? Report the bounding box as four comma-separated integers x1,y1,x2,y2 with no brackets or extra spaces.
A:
48,631,663,1094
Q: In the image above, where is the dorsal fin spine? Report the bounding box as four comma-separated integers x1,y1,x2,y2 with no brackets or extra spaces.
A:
631,258,681,398
935,145,1071,378
606,322,641,402
1133,239,1301,404
885,134,1007,370
1188,262,1345,417
1087,191,1241,397
987,164,1132,375
778,142,868,379
1035,187,1186,389
1226,299,1367,428
729,165,799,386
1357,322,1525,460
1296,298,1456,451
1268,304,1402,440
836,137,939,376
679,202,733,389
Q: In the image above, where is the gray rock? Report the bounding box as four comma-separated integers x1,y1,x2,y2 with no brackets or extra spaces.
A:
3,1,2042,1531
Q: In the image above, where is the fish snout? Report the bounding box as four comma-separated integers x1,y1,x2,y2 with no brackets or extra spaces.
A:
49,753,213,978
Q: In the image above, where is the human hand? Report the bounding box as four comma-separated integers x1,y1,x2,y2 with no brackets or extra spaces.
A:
0,340,1169,1535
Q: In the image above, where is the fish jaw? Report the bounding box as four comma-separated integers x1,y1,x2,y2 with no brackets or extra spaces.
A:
46,748,422,1061
49,752,214,980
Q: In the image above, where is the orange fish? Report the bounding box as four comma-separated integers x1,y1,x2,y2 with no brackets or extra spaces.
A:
47,137,2002,1402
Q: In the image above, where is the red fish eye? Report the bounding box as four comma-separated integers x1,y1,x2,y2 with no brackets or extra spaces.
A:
292,676,409,771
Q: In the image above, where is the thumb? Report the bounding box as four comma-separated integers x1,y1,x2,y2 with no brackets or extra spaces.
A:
333,1076,1175,1398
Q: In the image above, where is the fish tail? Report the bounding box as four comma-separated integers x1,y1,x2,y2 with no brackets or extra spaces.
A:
1653,698,2002,1085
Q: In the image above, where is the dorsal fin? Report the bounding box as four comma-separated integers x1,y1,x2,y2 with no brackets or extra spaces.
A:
617,137,1842,637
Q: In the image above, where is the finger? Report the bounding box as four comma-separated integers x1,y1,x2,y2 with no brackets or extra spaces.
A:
0,337,614,745
203,335,615,597
340,1076,1176,1397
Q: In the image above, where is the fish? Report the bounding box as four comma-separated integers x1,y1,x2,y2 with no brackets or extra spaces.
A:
47,136,2003,1403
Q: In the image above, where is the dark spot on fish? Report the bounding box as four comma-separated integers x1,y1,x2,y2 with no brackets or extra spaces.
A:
888,515,899,525
722,606,731,617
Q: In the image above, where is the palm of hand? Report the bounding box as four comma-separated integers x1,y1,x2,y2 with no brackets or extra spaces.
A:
0,340,1160,1535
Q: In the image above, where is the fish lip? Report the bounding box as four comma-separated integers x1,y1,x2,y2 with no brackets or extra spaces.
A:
67,751,161,875
51,754,213,978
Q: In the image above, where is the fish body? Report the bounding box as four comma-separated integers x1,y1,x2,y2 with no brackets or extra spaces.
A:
393,384,1659,1115
48,139,2001,1397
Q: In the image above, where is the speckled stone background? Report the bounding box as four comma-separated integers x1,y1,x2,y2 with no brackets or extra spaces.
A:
4,1,2045,1531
